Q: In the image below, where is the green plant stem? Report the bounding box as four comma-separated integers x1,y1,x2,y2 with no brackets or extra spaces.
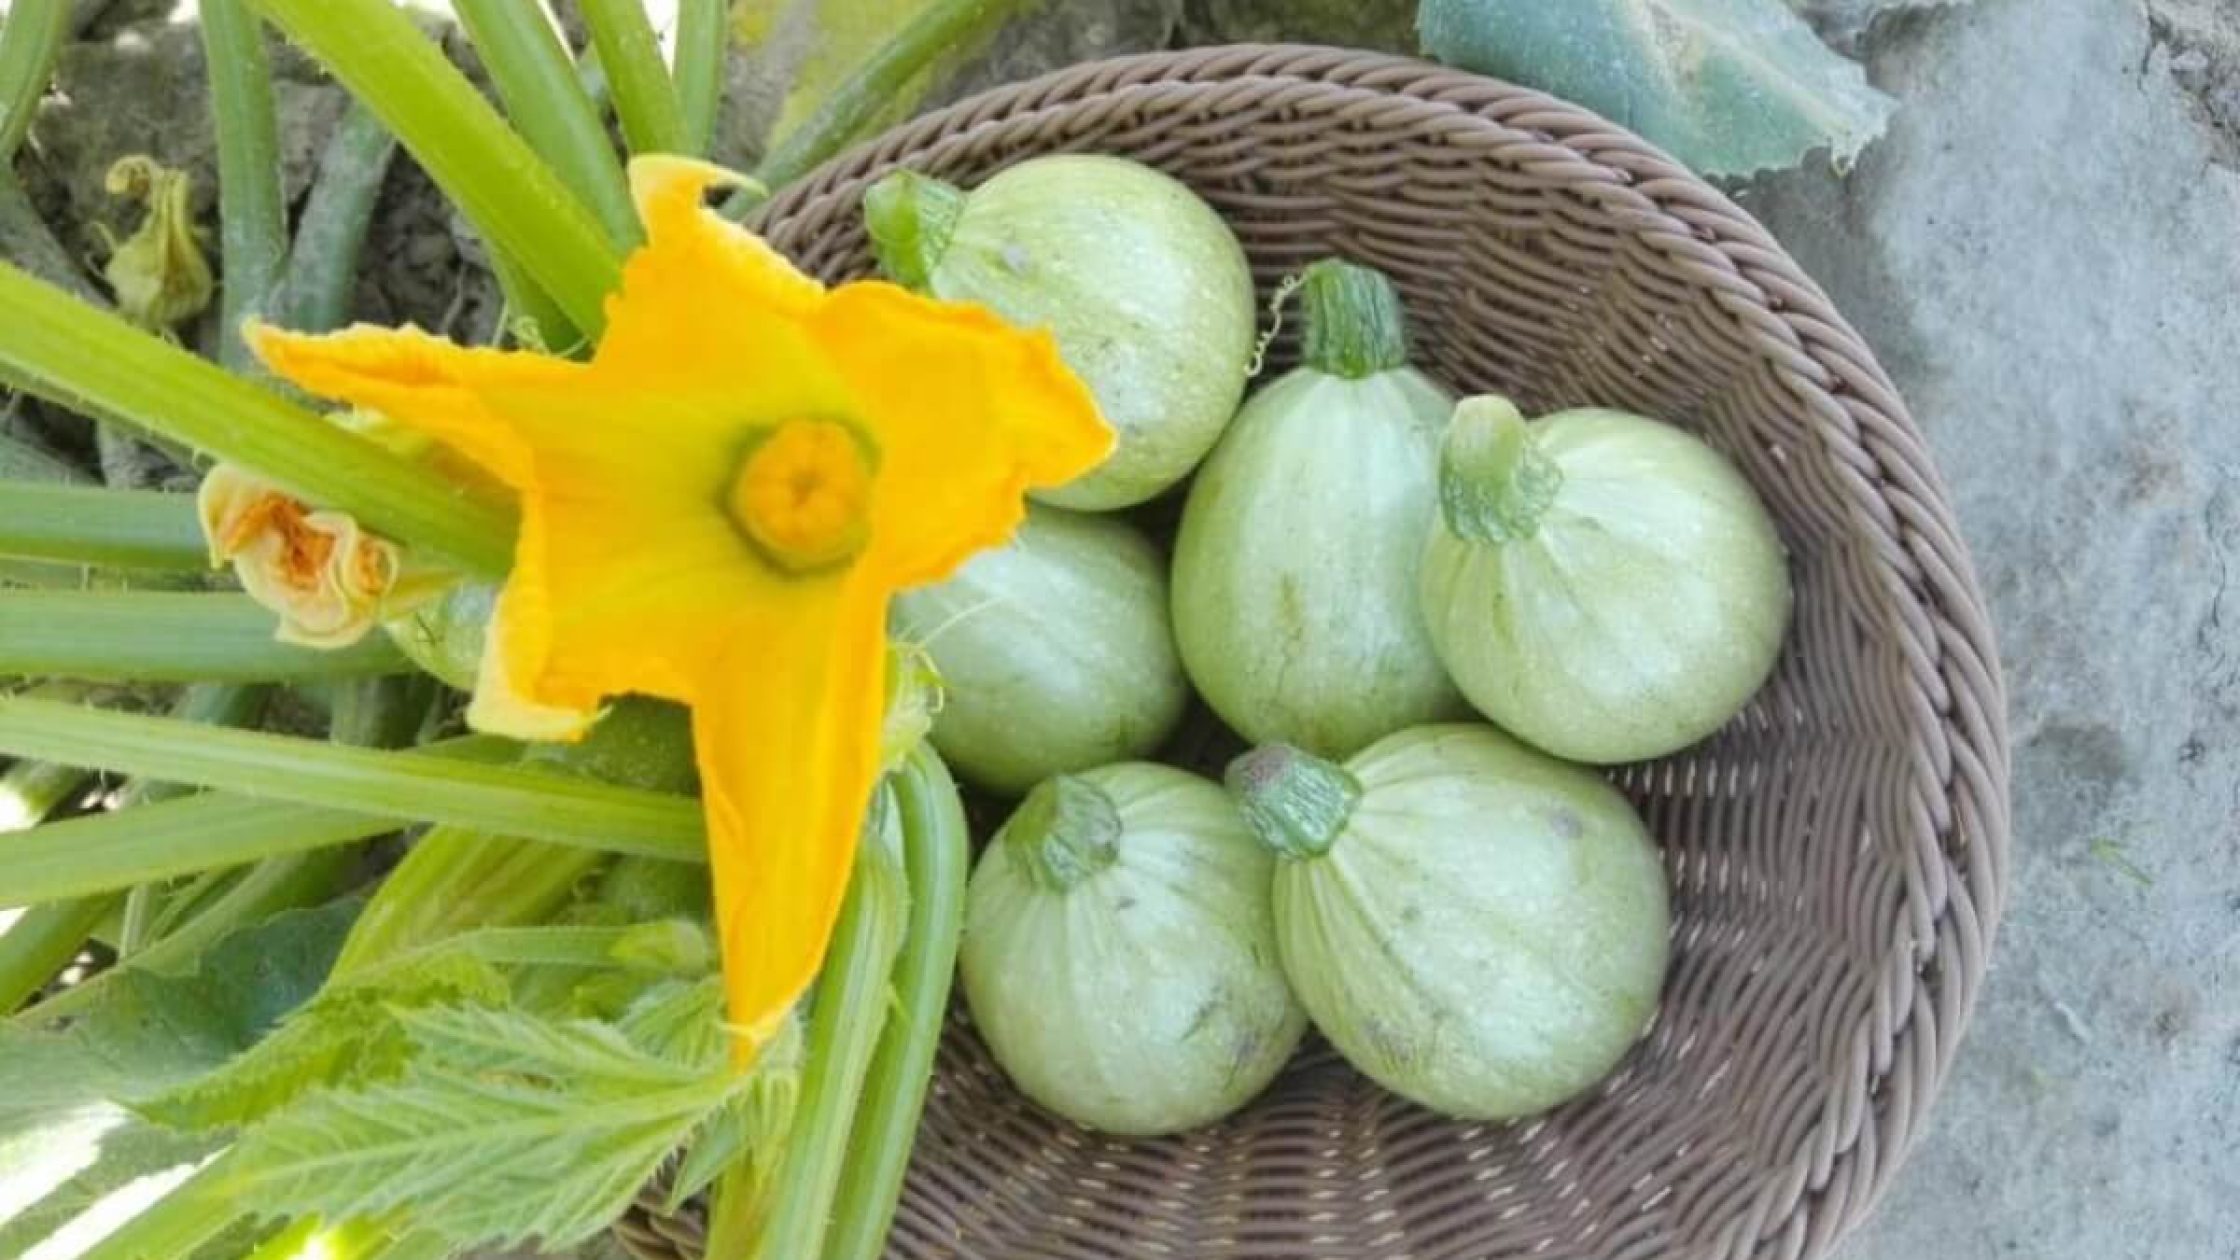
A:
674,0,726,157
244,0,623,336
116,682,272,955
0,898,105,1011
725,791,909,1260
488,244,582,354
580,0,684,155
824,745,969,1260
200,0,288,372
0,696,705,860
0,733,515,909
450,0,638,250
0,753,93,1011
0,590,415,682
749,0,1017,194
0,0,68,161
74,1156,242,1260
0,260,517,574
0,684,261,1003
279,100,396,332
0,482,207,570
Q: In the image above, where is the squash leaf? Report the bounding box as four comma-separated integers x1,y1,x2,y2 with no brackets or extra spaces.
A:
1418,0,1900,177
216,1002,772,1251
0,901,356,1259
132,948,509,1132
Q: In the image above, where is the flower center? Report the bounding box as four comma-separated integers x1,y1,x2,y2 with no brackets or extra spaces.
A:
727,419,874,574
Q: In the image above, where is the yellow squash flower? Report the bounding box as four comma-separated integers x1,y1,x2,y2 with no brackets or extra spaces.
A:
249,156,1111,1055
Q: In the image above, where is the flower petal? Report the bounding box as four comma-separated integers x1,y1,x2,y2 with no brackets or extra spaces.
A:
246,323,574,490
597,157,829,390
808,282,1111,588
694,573,892,1056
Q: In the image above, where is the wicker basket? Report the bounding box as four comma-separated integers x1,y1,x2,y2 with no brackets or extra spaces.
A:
615,45,2010,1260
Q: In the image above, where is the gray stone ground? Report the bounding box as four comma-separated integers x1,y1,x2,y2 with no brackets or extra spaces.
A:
1743,0,2240,1255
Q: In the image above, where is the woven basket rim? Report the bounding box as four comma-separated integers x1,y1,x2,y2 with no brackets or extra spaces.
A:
680,42,2013,1260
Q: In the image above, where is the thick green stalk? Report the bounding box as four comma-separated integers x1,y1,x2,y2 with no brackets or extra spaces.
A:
0,733,517,909
0,483,206,570
278,100,396,332
0,753,92,1010
115,682,270,956
73,1157,242,1260
581,0,684,155
0,0,68,161
244,0,623,335
0,684,261,1002
201,0,289,372
750,0,1022,193
0,591,414,682
0,261,516,574
674,0,726,157
0,696,705,860
723,792,909,1260
0,899,105,1011
333,698,697,974
488,244,583,354
450,0,638,249
824,745,969,1260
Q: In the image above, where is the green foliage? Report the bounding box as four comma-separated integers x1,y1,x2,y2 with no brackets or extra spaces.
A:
215,999,777,1251
1418,0,1898,177
0,903,358,1257
135,949,509,1131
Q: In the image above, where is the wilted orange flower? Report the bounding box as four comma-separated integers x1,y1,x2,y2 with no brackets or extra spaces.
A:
198,465,438,648
248,156,1110,1055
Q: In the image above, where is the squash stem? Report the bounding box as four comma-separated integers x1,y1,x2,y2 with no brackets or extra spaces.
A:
674,0,727,157
1298,257,1409,380
822,745,970,1260
999,773,1122,892
0,0,67,163
200,0,289,373
863,171,966,293
1438,394,1563,544
732,789,911,1260
278,100,397,332
1225,744,1360,860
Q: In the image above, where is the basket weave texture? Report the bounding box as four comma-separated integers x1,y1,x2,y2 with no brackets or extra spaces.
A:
615,44,2011,1260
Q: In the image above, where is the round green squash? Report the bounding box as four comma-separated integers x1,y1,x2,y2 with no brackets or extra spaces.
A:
960,764,1306,1135
890,504,1188,796
1419,396,1792,764
864,155,1257,510
1171,258,1462,757
1227,725,1670,1121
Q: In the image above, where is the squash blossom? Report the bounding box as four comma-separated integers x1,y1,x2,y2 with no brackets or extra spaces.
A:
199,465,447,648
247,156,1111,1055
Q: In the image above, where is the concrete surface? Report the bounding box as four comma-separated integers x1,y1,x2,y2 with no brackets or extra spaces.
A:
1742,0,2240,1255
